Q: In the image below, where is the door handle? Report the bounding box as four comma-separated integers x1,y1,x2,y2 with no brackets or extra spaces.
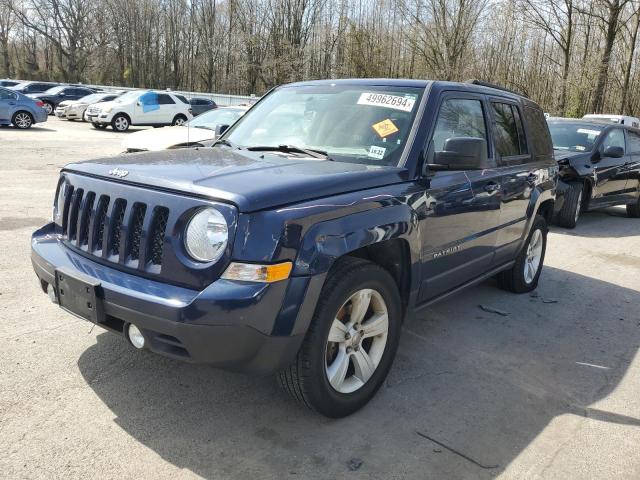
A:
484,182,501,193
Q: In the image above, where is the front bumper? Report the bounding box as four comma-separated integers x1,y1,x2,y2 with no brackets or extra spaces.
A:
54,108,67,118
31,223,313,374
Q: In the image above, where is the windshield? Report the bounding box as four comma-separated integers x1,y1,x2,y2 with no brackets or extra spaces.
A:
188,108,245,130
114,90,144,103
43,86,65,95
78,93,105,103
548,123,604,153
225,84,423,166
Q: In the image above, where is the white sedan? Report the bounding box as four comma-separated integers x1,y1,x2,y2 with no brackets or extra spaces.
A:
121,105,249,152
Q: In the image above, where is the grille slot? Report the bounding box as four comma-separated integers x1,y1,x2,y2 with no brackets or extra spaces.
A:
128,203,147,261
109,199,127,256
149,207,169,266
67,188,84,241
78,192,96,247
92,195,110,252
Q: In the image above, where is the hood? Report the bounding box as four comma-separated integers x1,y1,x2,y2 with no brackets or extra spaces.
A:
93,100,116,111
122,126,217,151
58,100,80,108
553,149,591,164
63,148,407,213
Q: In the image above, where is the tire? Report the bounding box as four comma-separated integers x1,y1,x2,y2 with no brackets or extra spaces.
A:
12,111,33,129
43,101,54,116
92,122,108,130
278,257,402,418
111,114,130,132
172,114,187,126
497,214,548,293
627,197,640,217
555,181,583,228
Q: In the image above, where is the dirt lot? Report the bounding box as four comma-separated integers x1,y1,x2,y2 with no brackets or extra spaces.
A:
1,116,639,479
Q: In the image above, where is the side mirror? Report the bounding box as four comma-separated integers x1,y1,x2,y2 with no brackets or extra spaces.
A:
430,137,490,171
602,145,624,158
215,124,230,136
58,92,65,97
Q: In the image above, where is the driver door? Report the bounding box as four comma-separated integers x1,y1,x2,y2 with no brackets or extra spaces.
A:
591,127,630,204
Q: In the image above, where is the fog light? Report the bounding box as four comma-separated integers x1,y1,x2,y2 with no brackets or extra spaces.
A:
127,324,145,349
47,283,58,304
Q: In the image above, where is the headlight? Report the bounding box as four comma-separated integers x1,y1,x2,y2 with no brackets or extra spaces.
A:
53,180,66,225
103,107,113,113
184,208,228,262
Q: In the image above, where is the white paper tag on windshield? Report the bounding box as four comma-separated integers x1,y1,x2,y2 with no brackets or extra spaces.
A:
358,93,416,112
368,145,386,159
577,128,601,137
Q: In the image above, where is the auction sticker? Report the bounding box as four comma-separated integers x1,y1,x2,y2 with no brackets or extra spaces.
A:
368,145,386,159
358,93,416,112
372,118,399,138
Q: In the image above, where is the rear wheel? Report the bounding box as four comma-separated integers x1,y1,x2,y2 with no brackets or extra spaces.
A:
172,114,187,126
555,181,583,228
627,196,640,217
497,214,547,293
111,114,130,132
12,111,33,129
278,257,402,418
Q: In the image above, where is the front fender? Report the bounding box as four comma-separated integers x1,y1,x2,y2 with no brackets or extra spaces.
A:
294,203,420,276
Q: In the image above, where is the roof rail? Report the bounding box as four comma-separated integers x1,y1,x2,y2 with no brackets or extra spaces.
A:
464,79,523,96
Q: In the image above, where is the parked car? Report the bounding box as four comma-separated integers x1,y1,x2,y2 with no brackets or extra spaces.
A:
30,79,555,417
583,113,640,128
548,118,640,227
9,81,58,95
0,79,20,87
55,92,122,121
87,90,193,131
28,85,97,115
0,86,48,129
188,97,217,116
122,105,248,152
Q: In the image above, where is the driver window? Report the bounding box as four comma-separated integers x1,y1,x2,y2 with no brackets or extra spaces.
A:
432,98,488,153
601,129,625,154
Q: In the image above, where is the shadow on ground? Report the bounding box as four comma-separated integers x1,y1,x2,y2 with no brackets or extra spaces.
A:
552,207,639,238
77,266,640,479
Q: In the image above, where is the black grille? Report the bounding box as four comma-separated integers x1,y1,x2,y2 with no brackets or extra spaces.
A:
60,185,169,272
128,203,147,261
149,207,169,265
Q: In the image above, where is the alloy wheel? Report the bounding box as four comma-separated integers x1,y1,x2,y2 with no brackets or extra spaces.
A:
14,113,32,129
44,103,53,115
114,116,128,131
174,117,186,126
524,229,543,284
325,288,389,394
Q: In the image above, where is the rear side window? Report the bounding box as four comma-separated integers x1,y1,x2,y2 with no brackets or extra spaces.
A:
0,88,16,100
157,94,175,105
432,98,488,153
175,94,189,104
626,130,640,153
522,106,553,161
491,102,527,157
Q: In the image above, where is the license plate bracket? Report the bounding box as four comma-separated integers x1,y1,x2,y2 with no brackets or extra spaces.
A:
55,267,103,323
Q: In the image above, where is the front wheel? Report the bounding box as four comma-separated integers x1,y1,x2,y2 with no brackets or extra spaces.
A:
627,196,640,217
497,214,548,293
555,181,583,228
278,257,402,418
111,114,130,132
12,111,33,129
43,102,54,115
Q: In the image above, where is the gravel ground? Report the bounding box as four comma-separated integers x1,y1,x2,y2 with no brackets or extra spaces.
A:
1,117,639,480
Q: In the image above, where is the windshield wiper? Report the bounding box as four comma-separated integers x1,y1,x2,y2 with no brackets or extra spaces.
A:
247,144,333,160
193,125,214,131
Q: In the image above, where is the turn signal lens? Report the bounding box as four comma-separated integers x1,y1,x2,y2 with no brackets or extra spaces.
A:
221,262,293,283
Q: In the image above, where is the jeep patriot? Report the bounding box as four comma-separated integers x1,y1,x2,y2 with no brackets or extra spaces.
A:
31,79,556,417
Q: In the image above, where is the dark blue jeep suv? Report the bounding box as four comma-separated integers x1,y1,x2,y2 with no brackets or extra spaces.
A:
31,79,556,417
